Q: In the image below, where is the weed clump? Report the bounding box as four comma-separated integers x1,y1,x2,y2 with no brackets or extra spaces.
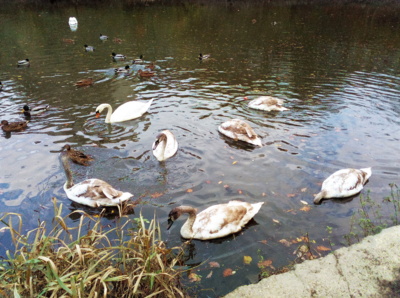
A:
0,198,187,297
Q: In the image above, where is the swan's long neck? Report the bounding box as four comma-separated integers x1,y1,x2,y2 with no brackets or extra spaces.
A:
103,104,113,123
180,206,198,236
61,154,74,189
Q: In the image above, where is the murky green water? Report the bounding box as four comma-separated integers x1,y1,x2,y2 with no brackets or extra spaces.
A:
1,2,400,296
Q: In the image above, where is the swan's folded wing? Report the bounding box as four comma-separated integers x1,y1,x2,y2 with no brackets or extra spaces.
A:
102,185,123,199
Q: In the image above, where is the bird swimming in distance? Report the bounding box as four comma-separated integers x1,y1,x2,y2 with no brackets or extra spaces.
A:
84,45,95,52
17,59,30,67
112,52,126,61
95,99,154,123
22,104,50,118
100,34,108,41
246,96,289,112
152,130,178,161
1,120,28,132
218,119,262,147
199,53,210,61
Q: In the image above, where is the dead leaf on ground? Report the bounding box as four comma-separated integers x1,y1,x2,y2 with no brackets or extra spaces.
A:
223,268,235,277
317,245,331,251
188,273,201,282
209,261,220,268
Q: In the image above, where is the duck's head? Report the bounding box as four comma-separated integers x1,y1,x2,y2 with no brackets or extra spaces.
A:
61,144,71,151
1,120,9,126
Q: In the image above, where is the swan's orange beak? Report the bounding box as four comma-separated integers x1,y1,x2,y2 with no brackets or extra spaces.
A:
95,112,100,118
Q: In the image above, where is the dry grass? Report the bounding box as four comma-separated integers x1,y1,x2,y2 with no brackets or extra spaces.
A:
0,198,188,297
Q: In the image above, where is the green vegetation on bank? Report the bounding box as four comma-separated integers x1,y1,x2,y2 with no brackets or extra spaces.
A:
0,198,188,297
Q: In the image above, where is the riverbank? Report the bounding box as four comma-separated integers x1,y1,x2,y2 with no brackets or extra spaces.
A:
225,225,400,297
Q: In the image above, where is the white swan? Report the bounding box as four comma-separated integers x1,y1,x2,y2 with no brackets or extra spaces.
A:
61,154,133,207
247,96,289,112
152,130,178,161
218,119,262,147
167,200,264,240
314,167,372,204
95,99,154,123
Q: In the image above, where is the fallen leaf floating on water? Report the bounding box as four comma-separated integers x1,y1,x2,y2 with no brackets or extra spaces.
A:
206,271,213,279
150,192,164,199
300,206,311,212
232,161,237,165
209,261,220,268
237,189,243,194
258,259,274,269
272,219,280,224
317,245,331,252
279,239,292,247
287,193,296,198
301,188,307,193
258,240,268,245
243,256,252,265
188,273,201,282
223,268,235,277
300,200,308,205
186,188,193,193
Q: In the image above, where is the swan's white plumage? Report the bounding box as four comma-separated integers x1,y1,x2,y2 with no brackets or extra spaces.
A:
61,154,133,207
248,96,289,112
168,201,264,240
314,167,372,204
152,130,178,161
218,119,262,147
95,99,153,123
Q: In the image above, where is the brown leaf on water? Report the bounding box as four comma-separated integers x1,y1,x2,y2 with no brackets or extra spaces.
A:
261,192,266,197
232,161,237,165
279,239,292,247
317,245,331,251
205,180,211,184
257,259,274,269
272,219,280,224
300,206,311,212
186,188,193,193
188,272,201,282
301,188,307,193
300,200,308,205
223,268,235,277
209,261,220,268
206,271,213,279
224,184,230,189
218,181,223,184
150,192,164,199
287,193,296,198
258,240,268,245
237,189,243,194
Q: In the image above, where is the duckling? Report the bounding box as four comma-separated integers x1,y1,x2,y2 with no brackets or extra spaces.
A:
199,53,210,61
61,153,133,208
115,65,130,74
61,144,94,166
152,130,178,161
246,96,289,112
314,168,372,204
218,119,262,147
75,78,94,87
22,104,50,117
132,55,144,64
112,52,126,61
99,34,108,41
167,200,264,240
17,59,30,67
84,45,95,52
137,69,155,78
1,120,28,132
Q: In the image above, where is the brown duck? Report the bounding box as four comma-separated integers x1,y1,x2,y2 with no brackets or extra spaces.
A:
75,78,94,87
61,144,94,166
138,69,155,78
1,120,28,132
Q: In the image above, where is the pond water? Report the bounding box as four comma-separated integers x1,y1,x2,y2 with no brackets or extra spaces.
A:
1,1,400,296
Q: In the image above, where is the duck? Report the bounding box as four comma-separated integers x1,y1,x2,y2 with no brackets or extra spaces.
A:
246,96,289,112
61,153,133,208
75,78,94,87
313,167,372,204
137,69,155,78
22,104,50,117
84,45,95,52
199,53,210,61
1,120,28,132
167,200,264,240
114,65,130,74
17,59,30,67
61,144,94,166
100,34,108,41
218,119,262,147
95,99,154,123
152,130,178,161
132,55,144,64
112,52,126,61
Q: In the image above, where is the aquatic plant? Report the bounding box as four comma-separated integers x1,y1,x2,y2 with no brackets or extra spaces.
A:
0,198,187,297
